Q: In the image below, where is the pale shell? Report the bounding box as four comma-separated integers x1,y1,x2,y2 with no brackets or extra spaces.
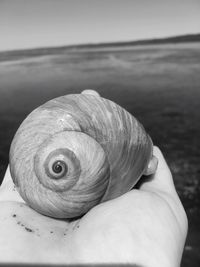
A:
9,93,153,218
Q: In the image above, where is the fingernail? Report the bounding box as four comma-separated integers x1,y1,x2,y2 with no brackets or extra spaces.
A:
144,155,158,176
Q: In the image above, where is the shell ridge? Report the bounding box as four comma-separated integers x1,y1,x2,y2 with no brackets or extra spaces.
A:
9,93,153,218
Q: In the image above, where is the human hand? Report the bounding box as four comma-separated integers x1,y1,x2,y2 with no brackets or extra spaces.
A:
0,89,187,266
0,146,188,266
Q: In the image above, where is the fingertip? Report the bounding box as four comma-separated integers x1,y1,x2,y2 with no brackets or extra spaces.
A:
153,146,163,158
153,146,172,177
138,146,176,195
144,155,158,176
81,89,100,97
1,165,12,187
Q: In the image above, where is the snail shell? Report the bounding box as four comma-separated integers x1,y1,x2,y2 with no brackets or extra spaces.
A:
9,92,154,218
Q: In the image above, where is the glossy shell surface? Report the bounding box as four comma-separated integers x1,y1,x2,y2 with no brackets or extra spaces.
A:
9,94,153,218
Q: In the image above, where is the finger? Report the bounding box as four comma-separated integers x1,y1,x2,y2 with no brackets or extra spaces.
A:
1,165,13,188
0,165,24,202
137,147,188,235
81,89,100,97
138,146,177,195
143,155,158,176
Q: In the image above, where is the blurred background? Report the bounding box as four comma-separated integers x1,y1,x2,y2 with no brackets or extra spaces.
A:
0,0,200,266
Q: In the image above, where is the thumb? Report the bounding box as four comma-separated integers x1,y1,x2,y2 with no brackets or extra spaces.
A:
137,146,188,237
138,146,177,196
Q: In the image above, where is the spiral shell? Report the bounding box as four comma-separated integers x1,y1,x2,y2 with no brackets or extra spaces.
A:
9,92,153,218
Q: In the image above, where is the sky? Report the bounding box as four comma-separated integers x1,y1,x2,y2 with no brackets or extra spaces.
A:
0,0,200,51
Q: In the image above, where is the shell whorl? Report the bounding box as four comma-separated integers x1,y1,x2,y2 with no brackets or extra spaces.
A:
9,94,153,218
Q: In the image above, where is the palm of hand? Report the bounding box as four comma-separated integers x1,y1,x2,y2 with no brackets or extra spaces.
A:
0,147,187,267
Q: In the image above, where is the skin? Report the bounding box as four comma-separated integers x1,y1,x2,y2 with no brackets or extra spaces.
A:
0,91,188,266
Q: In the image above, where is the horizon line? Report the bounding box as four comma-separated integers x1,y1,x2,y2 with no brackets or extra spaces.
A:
0,32,200,54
